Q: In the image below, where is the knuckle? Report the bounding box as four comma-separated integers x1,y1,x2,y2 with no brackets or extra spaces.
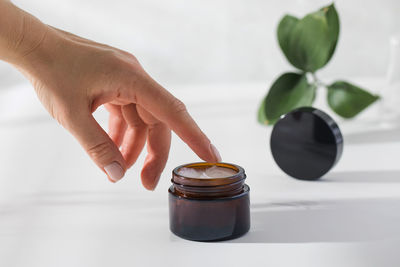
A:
104,51,124,71
87,142,115,163
125,52,139,63
105,50,142,83
107,50,139,70
170,98,187,115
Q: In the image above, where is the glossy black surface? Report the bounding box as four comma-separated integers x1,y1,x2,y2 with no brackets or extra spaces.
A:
270,107,343,180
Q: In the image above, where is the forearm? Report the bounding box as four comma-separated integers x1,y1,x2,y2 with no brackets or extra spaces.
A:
0,0,49,66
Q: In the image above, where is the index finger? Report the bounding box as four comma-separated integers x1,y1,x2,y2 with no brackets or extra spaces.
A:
127,72,221,163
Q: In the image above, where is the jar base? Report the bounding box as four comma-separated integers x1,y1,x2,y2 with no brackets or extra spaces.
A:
168,185,250,242
170,224,250,242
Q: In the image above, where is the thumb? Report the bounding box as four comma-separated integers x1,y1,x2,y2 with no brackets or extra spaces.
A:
66,112,127,182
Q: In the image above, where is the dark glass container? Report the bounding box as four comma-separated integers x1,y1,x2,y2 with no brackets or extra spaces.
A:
168,162,250,241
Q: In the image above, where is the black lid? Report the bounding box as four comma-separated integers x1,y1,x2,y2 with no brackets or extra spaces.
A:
270,107,343,180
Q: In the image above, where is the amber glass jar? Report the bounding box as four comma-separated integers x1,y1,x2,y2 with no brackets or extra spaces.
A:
168,162,250,241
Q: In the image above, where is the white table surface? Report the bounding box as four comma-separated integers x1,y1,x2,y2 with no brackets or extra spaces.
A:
1,80,400,267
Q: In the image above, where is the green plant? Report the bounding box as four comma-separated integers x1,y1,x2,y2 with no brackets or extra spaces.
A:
257,3,379,125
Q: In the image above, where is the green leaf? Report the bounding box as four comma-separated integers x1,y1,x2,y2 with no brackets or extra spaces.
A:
327,81,380,118
257,95,268,125
322,3,340,62
258,72,316,125
277,4,340,72
277,15,299,57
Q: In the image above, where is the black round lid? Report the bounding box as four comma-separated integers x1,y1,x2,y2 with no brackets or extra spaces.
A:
270,107,343,180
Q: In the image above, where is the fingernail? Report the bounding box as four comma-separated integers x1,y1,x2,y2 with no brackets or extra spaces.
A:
210,143,222,162
104,162,125,182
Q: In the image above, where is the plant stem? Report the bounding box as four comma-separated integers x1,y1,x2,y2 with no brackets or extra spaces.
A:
311,73,327,87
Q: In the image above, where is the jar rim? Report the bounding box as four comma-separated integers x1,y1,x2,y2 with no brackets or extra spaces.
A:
172,162,246,187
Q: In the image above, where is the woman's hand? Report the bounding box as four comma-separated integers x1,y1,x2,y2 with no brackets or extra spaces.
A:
2,2,221,190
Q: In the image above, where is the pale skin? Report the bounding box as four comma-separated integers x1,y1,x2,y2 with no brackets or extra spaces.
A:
0,0,221,190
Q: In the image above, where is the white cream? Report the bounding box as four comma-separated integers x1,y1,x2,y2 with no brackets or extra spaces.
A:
178,166,237,179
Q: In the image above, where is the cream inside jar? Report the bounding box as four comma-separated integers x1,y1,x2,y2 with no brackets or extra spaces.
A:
178,165,238,179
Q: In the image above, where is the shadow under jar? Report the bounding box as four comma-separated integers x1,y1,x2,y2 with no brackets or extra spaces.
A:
168,162,250,241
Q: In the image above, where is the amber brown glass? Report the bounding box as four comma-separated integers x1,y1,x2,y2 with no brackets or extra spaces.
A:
168,162,250,241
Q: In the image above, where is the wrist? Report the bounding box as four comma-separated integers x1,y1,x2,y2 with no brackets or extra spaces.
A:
0,2,53,68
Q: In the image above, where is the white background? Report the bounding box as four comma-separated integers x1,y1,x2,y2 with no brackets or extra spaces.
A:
1,0,399,88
